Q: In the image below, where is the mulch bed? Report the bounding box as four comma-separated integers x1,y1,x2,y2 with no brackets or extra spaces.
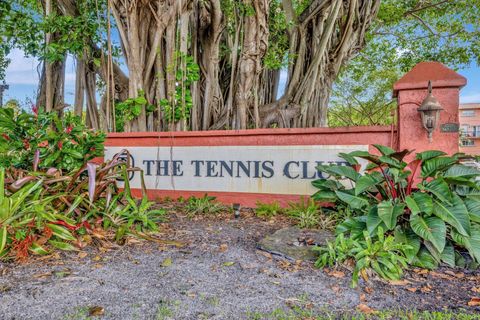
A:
0,203,479,319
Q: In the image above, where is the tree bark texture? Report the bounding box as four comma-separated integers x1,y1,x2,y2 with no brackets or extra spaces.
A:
48,0,381,132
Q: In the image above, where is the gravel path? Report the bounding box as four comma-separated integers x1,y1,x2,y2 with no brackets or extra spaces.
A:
0,213,479,319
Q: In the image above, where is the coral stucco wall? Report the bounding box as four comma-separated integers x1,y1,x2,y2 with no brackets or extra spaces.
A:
106,126,395,207
394,62,466,162
104,62,465,207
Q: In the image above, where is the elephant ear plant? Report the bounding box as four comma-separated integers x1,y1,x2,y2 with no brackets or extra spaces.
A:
312,144,480,286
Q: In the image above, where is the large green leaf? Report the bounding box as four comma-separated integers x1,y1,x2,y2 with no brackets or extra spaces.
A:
378,156,404,169
410,214,446,253
415,150,446,161
421,157,456,178
355,175,381,195
451,226,480,263
373,144,395,156
377,200,404,230
405,192,433,215
444,164,480,179
424,240,442,262
444,176,480,189
433,194,470,236
335,216,367,239
311,190,337,203
366,206,386,234
334,191,369,209
412,247,439,269
441,242,456,267
317,165,360,181
338,152,359,165
465,198,480,223
311,179,342,190
421,178,452,204
394,226,421,263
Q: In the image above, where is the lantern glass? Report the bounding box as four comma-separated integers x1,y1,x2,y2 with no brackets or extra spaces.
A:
417,81,443,142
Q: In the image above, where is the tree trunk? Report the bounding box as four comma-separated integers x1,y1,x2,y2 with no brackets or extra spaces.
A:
37,57,65,112
234,0,269,129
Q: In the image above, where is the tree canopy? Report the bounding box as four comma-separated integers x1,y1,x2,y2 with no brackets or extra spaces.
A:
0,0,478,131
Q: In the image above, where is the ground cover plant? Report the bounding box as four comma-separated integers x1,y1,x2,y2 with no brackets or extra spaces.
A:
0,108,165,260
255,201,284,218
184,194,227,218
312,145,480,286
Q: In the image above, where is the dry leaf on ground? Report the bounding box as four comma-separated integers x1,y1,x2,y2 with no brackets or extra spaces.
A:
468,297,480,307
88,306,104,316
328,270,345,278
388,279,411,286
357,303,376,314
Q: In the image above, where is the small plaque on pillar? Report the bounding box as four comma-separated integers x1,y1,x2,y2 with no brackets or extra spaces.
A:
441,123,459,133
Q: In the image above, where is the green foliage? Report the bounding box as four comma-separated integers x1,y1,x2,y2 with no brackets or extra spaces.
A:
0,108,105,171
115,90,154,132
0,150,165,260
161,52,200,124
263,2,290,70
332,0,480,122
255,201,283,218
286,199,325,229
184,195,226,218
0,109,164,260
329,65,398,127
312,145,480,282
315,228,410,287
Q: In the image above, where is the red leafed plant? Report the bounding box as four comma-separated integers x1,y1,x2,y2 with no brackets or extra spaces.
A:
0,149,166,261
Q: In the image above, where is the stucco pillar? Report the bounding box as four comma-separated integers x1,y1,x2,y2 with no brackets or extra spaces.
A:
393,62,466,156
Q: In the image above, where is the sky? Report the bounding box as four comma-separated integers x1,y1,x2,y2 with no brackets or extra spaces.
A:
2,48,480,108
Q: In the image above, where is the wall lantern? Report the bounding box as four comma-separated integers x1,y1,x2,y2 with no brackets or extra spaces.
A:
417,81,443,142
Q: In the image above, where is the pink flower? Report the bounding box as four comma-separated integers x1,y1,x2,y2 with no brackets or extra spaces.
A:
57,141,63,149
38,140,48,148
31,104,38,116
65,126,73,134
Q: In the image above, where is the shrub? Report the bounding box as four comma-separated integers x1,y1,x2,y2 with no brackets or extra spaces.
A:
312,145,480,281
0,151,166,260
0,108,105,171
0,107,164,260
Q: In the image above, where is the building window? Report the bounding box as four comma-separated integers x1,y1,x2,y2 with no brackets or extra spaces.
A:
461,110,476,117
462,139,475,146
474,126,480,137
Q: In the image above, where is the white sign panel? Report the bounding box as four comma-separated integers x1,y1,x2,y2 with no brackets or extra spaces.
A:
105,145,369,195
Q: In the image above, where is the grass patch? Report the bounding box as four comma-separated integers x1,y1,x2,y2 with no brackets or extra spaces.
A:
156,300,181,320
184,195,227,218
247,308,480,320
255,201,284,218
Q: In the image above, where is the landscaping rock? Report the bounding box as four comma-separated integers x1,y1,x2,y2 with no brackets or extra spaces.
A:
257,226,334,261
